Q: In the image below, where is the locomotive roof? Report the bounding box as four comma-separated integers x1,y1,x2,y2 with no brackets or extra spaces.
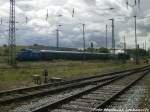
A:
40,50,113,55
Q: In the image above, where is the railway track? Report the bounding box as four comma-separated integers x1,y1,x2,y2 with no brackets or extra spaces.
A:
0,65,148,105
16,67,149,112
93,71,149,112
0,74,119,105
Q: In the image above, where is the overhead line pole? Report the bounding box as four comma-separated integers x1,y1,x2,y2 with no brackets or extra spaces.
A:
127,0,140,64
82,24,85,51
56,25,62,49
149,39,150,57
0,19,2,25
123,36,126,53
56,28,59,49
82,23,86,62
145,40,147,57
123,35,127,63
134,15,139,64
149,39,150,50
143,42,145,50
9,0,16,66
145,40,146,51
106,25,108,49
110,18,115,54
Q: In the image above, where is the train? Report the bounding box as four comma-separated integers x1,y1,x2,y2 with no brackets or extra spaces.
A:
16,49,129,61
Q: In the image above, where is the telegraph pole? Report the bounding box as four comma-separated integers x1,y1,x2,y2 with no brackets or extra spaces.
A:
106,25,108,49
134,15,139,64
82,24,85,51
9,0,16,66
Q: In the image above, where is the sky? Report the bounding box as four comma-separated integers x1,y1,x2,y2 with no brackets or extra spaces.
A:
0,0,150,49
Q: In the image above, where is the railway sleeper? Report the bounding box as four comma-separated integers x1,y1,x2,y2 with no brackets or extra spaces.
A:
52,109,76,112
75,99,98,103
61,104,93,112
70,101,97,107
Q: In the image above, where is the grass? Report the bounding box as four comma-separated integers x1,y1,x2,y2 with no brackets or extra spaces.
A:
0,60,146,91
0,46,147,91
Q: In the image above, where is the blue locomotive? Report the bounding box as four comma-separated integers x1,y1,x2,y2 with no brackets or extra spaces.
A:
16,49,41,61
16,49,129,61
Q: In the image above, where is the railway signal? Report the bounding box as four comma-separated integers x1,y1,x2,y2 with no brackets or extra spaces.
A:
90,42,94,48
90,42,94,53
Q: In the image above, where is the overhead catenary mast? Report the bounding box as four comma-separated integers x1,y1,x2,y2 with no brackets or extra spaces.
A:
126,0,140,64
56,25,62,48
145,40,146,50
134,15,139,64
56,28,59,48
109,18,115,54
0,19,2,25
9,0,16,66
82,24,85,51
126,0,140,9
46,9,49,21
106,25,108,49
26,16,28,24
123,36,126,53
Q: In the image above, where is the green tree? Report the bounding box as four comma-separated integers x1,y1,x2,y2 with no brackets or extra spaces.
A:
98,47,109,53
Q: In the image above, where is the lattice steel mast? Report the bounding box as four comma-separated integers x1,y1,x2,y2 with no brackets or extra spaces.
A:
9,0,16,66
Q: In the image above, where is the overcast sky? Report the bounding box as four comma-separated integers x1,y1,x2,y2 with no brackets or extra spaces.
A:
0,0,150,49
